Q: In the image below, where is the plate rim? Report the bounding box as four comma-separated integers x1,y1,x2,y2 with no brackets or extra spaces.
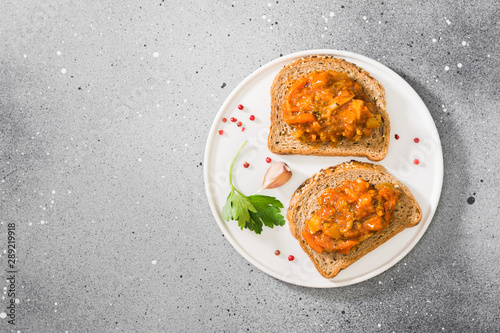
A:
204,49,444,288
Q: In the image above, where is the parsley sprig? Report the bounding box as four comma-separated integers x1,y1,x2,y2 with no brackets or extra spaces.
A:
221,141,285,234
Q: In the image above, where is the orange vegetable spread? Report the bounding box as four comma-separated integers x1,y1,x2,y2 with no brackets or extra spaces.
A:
281,70,381,143
302,178,401,254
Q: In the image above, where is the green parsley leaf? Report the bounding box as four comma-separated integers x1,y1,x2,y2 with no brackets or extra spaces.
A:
221,141,286,234
247,195,285,229
222,189,256,229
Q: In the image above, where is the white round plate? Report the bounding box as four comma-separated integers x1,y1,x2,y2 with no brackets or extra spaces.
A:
204,50,443,288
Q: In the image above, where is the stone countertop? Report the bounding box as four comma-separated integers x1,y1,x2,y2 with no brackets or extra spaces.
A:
1,1,499,332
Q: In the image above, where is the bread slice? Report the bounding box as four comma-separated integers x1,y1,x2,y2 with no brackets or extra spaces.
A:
268,55,389,161
287,161,422,279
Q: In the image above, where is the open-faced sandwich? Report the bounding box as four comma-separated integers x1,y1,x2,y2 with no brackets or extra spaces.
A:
287,161,422,278
268,55,389,161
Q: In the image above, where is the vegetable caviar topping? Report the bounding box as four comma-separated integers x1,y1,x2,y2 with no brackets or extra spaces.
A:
238,104,244,110
230,117,237,122
243,162,250,168
414,138,420,143
282,70,381,144
218,130,224,135
413,159,420,165
395,134,400,140
237,121,242,127
222,118,227,123
288,255,295,261
266,157,272,163
249,115,255,121
302,178,402,254
275,250,280,256
221,142,286,234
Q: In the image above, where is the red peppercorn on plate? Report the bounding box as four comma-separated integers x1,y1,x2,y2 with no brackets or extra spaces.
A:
204,49,443,288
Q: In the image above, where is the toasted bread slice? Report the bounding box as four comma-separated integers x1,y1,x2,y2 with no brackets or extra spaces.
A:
268,55,389,161
287,161,422,279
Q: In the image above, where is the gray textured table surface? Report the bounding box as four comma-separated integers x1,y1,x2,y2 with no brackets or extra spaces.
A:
1,1,499,332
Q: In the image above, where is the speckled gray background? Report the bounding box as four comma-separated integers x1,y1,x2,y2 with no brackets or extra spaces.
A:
1,1,499,332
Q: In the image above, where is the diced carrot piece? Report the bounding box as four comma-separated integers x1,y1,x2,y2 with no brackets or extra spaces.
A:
302,229,324,253
306,215,323,234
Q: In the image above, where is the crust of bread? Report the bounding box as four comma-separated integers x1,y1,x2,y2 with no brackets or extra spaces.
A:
268,55,389,161
287,161,422,279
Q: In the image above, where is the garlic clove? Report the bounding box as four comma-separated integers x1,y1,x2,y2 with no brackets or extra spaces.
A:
261,162,292,190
